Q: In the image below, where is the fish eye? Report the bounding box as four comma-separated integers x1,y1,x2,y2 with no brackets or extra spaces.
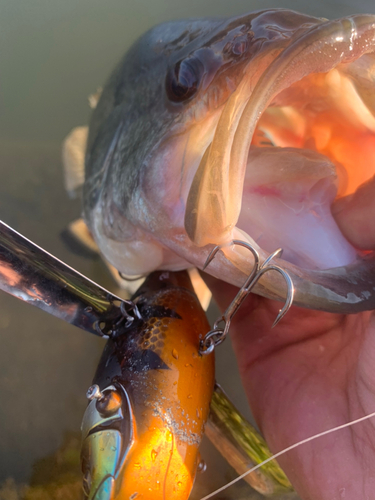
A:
96,389,122,417
166,57,204,103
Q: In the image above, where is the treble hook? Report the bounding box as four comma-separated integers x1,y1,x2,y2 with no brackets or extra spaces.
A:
199,240,295,355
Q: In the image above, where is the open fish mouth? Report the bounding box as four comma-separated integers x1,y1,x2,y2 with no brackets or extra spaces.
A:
181,13,375,312
83,11,375,314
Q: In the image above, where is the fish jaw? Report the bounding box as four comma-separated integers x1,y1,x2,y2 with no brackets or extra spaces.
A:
84,11,375,313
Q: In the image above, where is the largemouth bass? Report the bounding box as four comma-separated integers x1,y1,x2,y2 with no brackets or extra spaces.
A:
81,10,375,313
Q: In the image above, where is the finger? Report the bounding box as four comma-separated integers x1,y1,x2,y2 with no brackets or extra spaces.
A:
332,175,375,250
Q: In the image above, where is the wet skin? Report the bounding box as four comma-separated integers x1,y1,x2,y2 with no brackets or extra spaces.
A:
204,178,375,500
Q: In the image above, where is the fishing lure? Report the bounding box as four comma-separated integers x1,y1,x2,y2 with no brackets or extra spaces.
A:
0,221,294,498
80,239,295,499
81,270,215,500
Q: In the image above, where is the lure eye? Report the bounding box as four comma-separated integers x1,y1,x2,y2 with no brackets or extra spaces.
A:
166,57,204,103
96,389,122,418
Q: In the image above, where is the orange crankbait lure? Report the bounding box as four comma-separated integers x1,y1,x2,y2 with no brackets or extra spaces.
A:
81,270,215,500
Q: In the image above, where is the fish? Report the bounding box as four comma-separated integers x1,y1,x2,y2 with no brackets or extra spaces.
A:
80,270,215,500
79,9,375,313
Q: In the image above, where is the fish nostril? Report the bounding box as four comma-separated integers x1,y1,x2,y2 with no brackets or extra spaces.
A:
232,39,248,55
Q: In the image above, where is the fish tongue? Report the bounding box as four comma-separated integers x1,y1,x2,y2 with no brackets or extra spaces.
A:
237,147,357,270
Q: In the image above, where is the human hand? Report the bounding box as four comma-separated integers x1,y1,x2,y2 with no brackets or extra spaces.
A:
204,176,375,499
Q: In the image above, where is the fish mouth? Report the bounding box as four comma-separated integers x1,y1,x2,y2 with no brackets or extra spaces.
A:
184,14,375,312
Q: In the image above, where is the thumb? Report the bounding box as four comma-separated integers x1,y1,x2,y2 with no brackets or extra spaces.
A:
332,175,375,250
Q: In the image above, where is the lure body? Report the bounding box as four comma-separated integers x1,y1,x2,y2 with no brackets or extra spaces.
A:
81,271,215,499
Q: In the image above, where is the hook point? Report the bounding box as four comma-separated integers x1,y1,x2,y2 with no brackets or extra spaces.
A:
272,311,283,328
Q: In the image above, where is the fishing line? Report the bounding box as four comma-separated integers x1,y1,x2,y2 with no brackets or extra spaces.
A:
199,410,375,500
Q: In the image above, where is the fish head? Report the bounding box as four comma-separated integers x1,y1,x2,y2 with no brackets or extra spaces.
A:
84,10,375,313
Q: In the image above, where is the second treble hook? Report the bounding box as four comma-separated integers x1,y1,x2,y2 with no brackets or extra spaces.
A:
200,240,295,355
